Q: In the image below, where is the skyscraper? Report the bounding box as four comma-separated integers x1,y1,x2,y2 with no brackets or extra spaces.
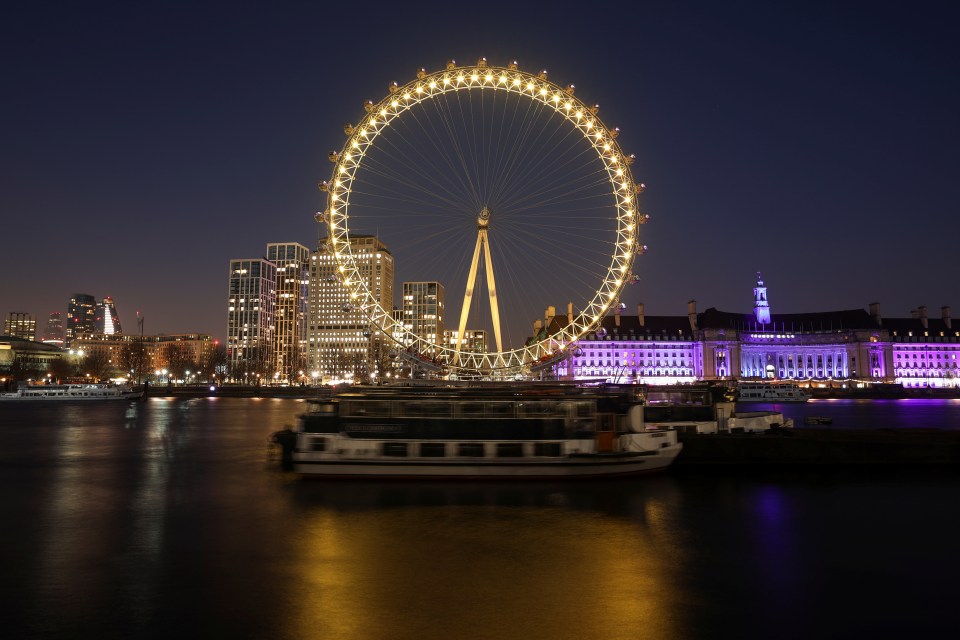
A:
226,258,277,380
402,281,445,357
66,294,96,347
4,312,37,341
42,312,64,346
307,235,394,383
95,296,122,335
266,242,310,382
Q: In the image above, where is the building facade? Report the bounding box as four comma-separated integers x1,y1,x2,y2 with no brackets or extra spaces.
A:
66,294,96,347
95,296,122,335
540,276,959,388
226,258,277,380
306,236,394,383
402,282,444,357
42,312,64,346
267,242,310,382
4,312,37,341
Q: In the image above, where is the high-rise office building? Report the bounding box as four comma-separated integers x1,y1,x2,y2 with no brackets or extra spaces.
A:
266,242,310,382
402,282,445,357
4,312,37,341
66,294,96,347
307,235,394,383
445,329,487,353
42,312,65,346
226,258,277,380
95,296,122,335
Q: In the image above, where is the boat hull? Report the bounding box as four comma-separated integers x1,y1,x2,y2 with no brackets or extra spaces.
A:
293,448,681,479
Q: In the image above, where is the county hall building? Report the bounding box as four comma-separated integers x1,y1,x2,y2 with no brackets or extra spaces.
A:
540,275,958,389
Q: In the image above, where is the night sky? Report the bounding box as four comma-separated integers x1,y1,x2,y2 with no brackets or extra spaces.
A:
2,0,958,345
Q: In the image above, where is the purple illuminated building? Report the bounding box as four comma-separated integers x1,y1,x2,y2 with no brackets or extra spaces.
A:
539,275,959,389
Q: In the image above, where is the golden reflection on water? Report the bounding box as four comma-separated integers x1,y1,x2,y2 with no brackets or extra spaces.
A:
285,498,685,640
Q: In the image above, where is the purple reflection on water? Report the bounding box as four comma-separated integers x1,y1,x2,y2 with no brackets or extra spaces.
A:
738,398,960,430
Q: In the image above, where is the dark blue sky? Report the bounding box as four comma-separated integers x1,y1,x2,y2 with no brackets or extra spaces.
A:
2,0,958,343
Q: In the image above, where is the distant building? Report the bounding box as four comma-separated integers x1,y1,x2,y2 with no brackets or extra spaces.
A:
266,242,310,382
445,329,487,353
0,335,64,376
307,236,394,383
95,296,122,335
4,312,37,341
74,333,216,381
42,312,64,346
226,258,277,380
66,294,96,347
402,282,445,357
538,276,959,388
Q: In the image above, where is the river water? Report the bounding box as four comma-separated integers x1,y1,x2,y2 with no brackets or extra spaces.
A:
1,397,958,639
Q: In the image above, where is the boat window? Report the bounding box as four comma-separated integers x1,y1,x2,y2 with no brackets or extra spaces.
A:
534,442,562,457
341,400,392,417
574,402,594,418
456,402,486,417
310,437,326,452
518,401,557,417
484,402,514,417
382,442,408,457
421,402,451,417
419,443,446,457
458,443,485,457
496,443,524,457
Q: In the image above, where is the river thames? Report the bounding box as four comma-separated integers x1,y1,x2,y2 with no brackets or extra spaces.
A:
1,397,958,639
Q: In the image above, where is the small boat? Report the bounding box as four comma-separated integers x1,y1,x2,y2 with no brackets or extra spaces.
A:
804,416,833,425
737,382,811,403
291,383,682,479
0,383,143,402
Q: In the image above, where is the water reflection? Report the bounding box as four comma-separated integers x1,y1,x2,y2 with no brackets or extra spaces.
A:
283,479,686,640
3,399,959,639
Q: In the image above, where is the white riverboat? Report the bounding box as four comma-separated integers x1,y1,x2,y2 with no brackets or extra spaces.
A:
290,383,682,479
737,382,811,403
641,384,793,434
0,383,143,402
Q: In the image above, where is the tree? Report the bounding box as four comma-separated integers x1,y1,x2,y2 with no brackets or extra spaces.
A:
46,357,73,383
162,343,195,381
117,340,148,383
81,350,112,381
199,343,227,382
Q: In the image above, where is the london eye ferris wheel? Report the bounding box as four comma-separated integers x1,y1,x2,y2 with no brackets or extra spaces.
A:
318,58,647,375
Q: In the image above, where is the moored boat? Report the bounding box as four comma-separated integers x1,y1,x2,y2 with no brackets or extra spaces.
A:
737,382,811,403
0,383,143,402
291,383,682,479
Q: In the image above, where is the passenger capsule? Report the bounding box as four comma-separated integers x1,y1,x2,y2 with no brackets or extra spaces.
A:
328,151,338,162
343,123,354,135
363,100,374,112
507,60,518,70
537,70,548,80
446,59,457,70
477,57,487,68
589,104,599,115
388,81,399,93
636,183,646,194
318,180,329,192
564,84,575,95
625,154,636,166
416,68,426,79
610,127,620,139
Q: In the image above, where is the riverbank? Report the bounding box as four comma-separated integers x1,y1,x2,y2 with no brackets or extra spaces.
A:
141,384,326,399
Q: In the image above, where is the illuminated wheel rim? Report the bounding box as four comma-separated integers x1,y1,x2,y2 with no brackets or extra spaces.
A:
320,60,645,372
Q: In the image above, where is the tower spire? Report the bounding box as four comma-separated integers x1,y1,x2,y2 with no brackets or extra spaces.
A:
753,272,771,326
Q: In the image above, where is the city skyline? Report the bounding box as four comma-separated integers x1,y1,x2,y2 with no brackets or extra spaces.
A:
3,1,958,345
